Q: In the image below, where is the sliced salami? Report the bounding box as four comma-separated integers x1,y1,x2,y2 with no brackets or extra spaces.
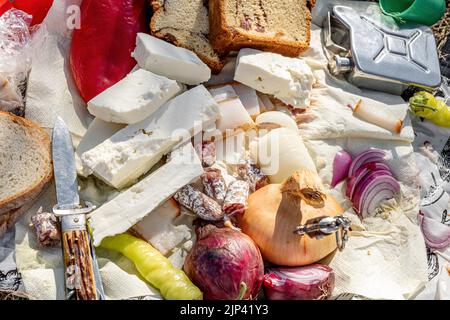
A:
195,141,216,167
223,180,250,217
237,158,270,192
174,184,224,221
201,168,227,205
31,208,61,247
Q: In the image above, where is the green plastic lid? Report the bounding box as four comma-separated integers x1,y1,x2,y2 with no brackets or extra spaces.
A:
379,0,446,26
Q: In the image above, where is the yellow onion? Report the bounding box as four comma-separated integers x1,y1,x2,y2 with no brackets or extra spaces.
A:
237,169,344,266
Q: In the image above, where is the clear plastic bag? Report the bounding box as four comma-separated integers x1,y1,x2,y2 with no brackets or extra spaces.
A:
0,9,33,116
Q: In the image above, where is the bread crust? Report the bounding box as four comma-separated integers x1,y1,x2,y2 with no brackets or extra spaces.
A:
0,112,53,216
149,0,225,73
209,0,313,57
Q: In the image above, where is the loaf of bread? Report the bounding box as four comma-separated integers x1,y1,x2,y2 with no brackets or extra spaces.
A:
0,112,52,234
209,0,315,57
150,0,225,73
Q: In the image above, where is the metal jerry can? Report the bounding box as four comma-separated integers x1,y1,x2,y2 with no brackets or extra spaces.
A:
323,5,441,95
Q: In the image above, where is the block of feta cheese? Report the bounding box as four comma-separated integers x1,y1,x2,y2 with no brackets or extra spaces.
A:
130,198,191,255
208,85,254,134
234,48,315,109
81,85,220,189
87,69,182,124
75,118,125,177
231,83,260,118
90,142,204,246
132,33,211,85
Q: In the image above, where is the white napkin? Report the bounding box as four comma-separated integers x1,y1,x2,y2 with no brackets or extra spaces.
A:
25,0,93,143
305,138,428,299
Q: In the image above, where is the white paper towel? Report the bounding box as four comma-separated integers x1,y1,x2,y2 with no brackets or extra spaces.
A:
25,0,93,142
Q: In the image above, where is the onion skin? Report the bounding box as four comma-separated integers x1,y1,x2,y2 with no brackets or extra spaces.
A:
264,265,335,300
183,224,264,300
331,150,352,188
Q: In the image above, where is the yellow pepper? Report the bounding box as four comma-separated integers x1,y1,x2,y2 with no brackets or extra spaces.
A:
100,233,202,300
410,91,450,128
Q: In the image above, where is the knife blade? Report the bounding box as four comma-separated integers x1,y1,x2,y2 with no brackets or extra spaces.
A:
52,117,104,300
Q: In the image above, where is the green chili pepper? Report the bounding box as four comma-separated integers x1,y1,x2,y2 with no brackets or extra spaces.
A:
410,91,450,128
100,233,203,300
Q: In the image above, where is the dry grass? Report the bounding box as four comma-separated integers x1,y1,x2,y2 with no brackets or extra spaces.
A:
433,1,450,59
0,290,29,300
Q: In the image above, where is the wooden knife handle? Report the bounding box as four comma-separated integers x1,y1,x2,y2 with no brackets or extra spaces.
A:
62,228,98,300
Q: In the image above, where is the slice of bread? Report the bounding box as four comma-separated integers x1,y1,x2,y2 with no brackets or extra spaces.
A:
209,0,315,57
150,0,225,73
0,112,53,222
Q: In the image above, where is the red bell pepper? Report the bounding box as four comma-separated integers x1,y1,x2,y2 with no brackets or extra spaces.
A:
70,0,149,102
0,0,54,26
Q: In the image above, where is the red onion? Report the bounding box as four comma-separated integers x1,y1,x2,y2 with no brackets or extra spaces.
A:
352,172,400,218
346,162,392,199
419,211,450,250
184,224,264,300
331,150,352,188
348,148,386,178
263,265,335,300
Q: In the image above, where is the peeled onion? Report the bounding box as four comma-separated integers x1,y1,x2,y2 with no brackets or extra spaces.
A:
419,211,450,250
346,162,393,199
331,150,352,188
352,171,400,218
264,265,335,300
348,148,386,178
255,111,299,134
249,128,316,183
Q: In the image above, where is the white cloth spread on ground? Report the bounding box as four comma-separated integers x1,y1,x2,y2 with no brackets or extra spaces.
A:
0,0,442,300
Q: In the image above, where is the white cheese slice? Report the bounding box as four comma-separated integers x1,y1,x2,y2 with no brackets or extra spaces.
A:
234,48,315,108
209,85,254,133
75,118,125,177
87,69,182,124
130,198,191,255
81,85,220,189
132,33,211,85
231,83,260,117
90,143,204,246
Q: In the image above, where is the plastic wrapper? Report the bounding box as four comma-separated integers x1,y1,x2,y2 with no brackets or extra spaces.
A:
0,9,33,116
